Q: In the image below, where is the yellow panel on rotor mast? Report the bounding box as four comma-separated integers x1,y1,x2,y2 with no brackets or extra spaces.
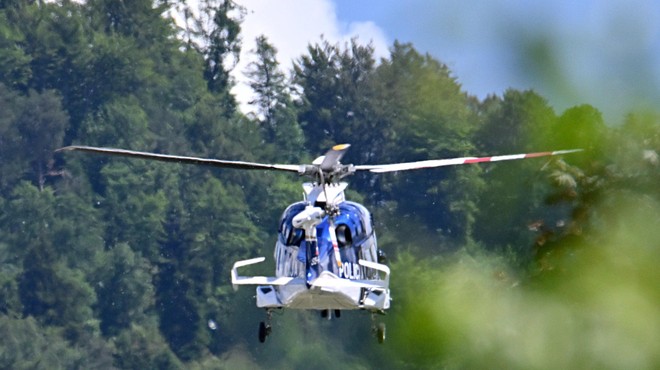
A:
332,144,350,151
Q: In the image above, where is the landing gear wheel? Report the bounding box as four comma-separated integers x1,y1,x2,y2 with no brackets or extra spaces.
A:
376,322,386,344
371,312,386,344
258,321,271,343
259,309,274,343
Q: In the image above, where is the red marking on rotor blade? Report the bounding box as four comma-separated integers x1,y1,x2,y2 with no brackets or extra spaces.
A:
525,152,552,158
464,157,492,164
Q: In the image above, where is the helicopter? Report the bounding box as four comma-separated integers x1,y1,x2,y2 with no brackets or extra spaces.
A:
57,143,581,343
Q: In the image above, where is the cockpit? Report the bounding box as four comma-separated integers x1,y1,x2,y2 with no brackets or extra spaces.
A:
274,201,379,279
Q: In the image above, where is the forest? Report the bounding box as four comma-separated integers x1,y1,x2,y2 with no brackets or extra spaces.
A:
0,1,658,369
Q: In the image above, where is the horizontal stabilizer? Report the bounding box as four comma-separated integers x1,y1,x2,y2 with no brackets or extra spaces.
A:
232,257,390,291
231,257,300,290
233,276,300,287
311,273,389,289
359,259,390,285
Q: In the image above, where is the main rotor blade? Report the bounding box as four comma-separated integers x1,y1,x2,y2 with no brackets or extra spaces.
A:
354,149,583,173
56,146,302,173
319,144,351,171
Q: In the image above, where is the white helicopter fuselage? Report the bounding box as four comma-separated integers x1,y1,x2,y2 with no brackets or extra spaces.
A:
231,182,391,312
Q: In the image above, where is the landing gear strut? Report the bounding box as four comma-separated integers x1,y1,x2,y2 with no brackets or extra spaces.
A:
371,312,386,344
258,309,273,343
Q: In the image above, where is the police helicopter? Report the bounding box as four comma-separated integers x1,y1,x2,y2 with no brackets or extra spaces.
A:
57,144,581,343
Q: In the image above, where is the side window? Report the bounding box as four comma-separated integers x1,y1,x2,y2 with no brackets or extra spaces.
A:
335,224,352,248
279,222,304,246
278,202,306,246
287,227,304,246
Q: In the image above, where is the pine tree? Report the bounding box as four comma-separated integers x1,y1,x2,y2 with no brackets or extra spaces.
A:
246,35,304,161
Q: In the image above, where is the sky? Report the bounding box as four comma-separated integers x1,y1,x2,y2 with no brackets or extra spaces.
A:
213,0,660,123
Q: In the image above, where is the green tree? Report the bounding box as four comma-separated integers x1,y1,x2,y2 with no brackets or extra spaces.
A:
95,243,154,336
5,1,94,137
474,89,556,153
193,0,243,113
245,34,304,162
0,86,68,192
0,11,31,89
19,257,97,339
5,183,97,340
294,38,381,159
87,0,174,48
15,89,69,190
370,42,480,246
99,161,168,260
542,110,660,252
0,209,23,316
472,90,560,255
78,95,151,149
0,315,115,370
157,175,261,359
113,323,184,370
553,104,607,154
0,84,24,194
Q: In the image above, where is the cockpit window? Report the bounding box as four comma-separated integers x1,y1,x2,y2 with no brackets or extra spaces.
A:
278,202,306,246
286,227,304,245
336,201,373,246
335,224,352,247
278,201,375,250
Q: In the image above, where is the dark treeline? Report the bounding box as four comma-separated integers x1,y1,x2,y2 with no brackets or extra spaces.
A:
0,1,658,369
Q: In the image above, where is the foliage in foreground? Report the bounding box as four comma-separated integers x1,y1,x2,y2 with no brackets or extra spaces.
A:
0,1,658,369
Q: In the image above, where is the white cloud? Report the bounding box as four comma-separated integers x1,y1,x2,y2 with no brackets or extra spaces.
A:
231,0,390,113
